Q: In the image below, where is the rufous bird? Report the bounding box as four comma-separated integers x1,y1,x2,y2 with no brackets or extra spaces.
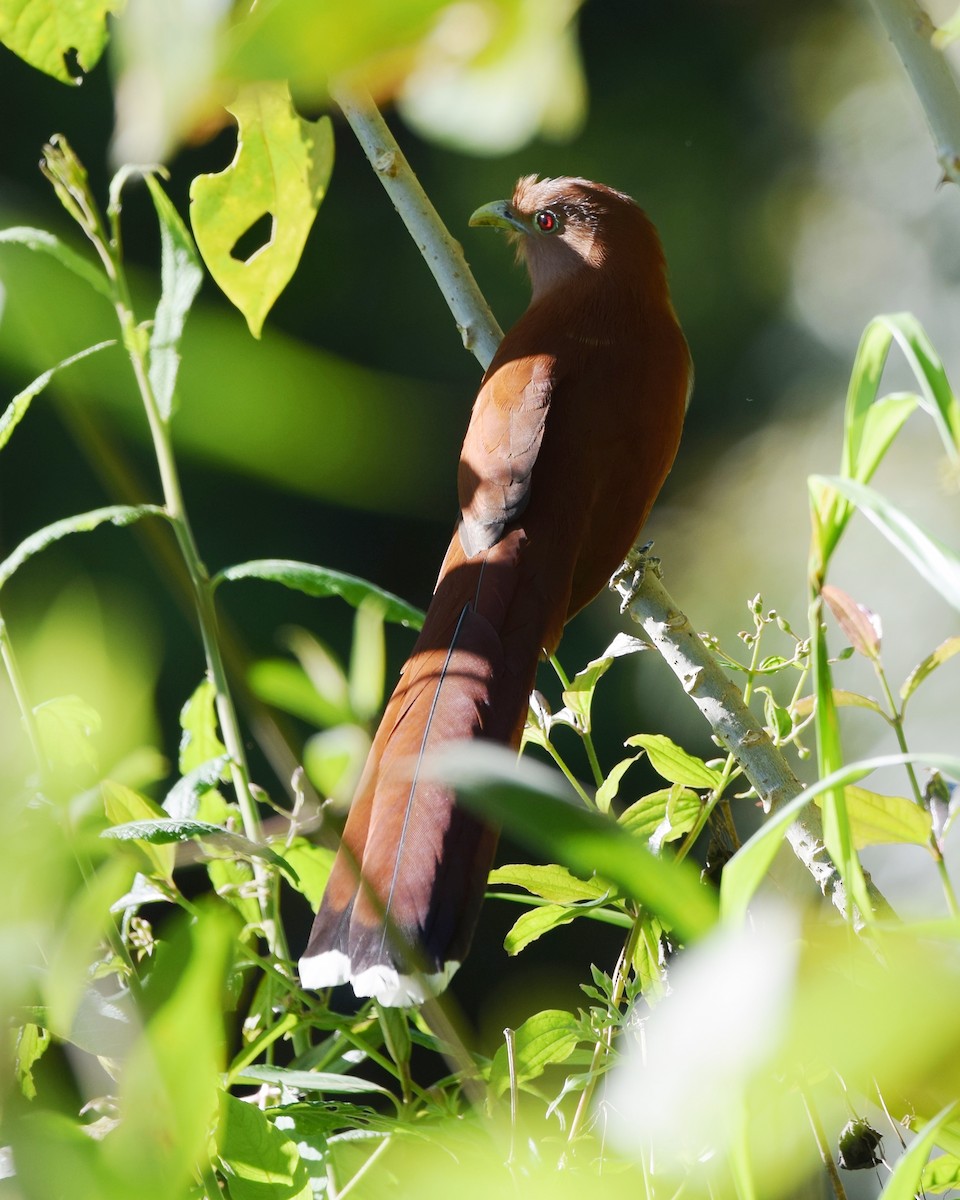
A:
299,175,691,1006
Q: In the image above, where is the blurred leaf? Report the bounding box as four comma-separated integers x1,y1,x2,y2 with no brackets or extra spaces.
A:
0,503,166,589
271,837,335,908
0,224,112,297
110,906,238,1193
215,559,424,628
436,744,718,941
821,584,882,660
901,636,960,705
0,339,114,454
14,1022,51,1100
144,173,203,420
0,0,120,83
349,597,387,722
109,0,231,164
235,1064,393,1096
922,1150,960,1193
218,1090,312,1200
179,678,226,773
488,863,610,904
489,1009,582,1096
164,753,231,820
189,82,333,338
223,0,446,98
34,693,102,772
626,733,723,789
399,0,587,155
814,475,960,611
103,779,175,881
618,786,701,848
881,1103,959,1200
303,724,369,805
822,785,933,850
208,856,260,926
249,658,348,727
503,904,580,955
9,1110,128,1200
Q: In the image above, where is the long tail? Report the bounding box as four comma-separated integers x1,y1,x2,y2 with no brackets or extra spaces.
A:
299,528,542,1006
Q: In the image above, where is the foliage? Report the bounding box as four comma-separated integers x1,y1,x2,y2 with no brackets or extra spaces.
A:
1,4,960,1200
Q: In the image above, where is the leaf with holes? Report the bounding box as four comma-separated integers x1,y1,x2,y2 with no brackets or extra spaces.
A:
0,0,121,83
189,81,333,338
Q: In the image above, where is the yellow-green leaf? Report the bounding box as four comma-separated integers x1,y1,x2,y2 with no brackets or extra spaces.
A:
488,863,610,904
626,734,723,789
102,780,175,882
189,81,333,338
902,636,960,705
619,786,702,848
488,1009,582,1096
503,904,579,955
0,0,120,83
815,785,932,850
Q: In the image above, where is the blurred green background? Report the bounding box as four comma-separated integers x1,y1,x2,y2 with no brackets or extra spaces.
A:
1,0,959,1031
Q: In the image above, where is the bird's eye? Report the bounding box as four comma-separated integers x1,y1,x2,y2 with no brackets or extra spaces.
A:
535,209,559,233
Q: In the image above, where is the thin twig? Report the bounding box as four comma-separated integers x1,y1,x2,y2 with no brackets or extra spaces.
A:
332,82,503,369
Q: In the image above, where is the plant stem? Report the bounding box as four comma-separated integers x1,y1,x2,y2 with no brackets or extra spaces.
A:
0,613,45,778
867,0,960,185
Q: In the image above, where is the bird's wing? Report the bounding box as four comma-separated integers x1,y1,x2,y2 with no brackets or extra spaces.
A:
457,351,558,557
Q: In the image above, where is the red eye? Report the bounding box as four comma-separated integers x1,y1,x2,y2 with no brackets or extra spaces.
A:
535,209,558,232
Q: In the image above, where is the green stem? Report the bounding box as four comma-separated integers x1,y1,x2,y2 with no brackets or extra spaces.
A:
548,652,604,787
0,613,45,779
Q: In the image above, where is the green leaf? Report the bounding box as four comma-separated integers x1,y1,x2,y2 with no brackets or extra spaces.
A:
793,688,886,719
901,636,960,705
349,596,387,721
235,1065,393,1096
248,657,349,727
218,1091,312,1200
144,174,204,421
214,558,424,628
8,1111,127,1200
489,1009,582,1096
0,225,112,297
208,856,260,926
813,475,960,611
101,817,297,881
921,1151,960,1193
557,633,646,733
820,785,933,850
0,339,115,454
626,733,724,789
102,780,175,881
488,863,610,904
720,752,960,922
595,753,641,815
0,503,165,589
179,678,226,773
164,753,231,819
438,744,718,942
112,907,239,1192
0,0,120,83
880,1103,959,1200
503,904,580,955
33,693,102,772
189,82,333,338
271,837,335,908
15,1022,51,1100
618,786,702,848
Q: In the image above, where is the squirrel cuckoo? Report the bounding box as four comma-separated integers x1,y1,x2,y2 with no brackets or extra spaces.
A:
299,175,691,1006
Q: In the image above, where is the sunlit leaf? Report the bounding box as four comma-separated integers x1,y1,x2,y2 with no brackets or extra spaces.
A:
556,632,646,733
619,786,701,848
821,584,882,660
793,688,885,719
102,780,175,881
901,636,960,705
164,753,231,820
101,817,297,880
235,1064,393,1096
0,340,114,454
272,837,335,909
189,82,333,337
215,558,424,628
179,678,226,774
822,785,933,850
0,0,121,83
503,904,580,955
880,1103,959,1200
0,504,166,589
144,174,203,420
488,863,610,904
33,693,102,772
626,733,723,789
488,1009,582,1096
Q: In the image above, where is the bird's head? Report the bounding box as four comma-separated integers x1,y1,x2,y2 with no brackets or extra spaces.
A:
470,175,660,303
